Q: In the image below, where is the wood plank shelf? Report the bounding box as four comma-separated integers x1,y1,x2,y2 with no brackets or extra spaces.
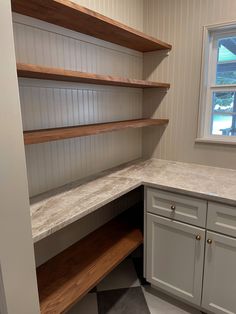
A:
17,63,171,89
24,119,169,145
11,0,172,52
37,215,143,314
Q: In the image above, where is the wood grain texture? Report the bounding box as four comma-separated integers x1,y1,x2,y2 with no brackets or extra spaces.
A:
11,0,172,52
17,63,170,89
24,119,169,144
37,215,143,314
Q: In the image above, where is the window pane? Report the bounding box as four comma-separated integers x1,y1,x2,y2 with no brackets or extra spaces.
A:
216,37,236,85
211,114,234,135
211,91,236,136
218,37,236,62
212,91,235,113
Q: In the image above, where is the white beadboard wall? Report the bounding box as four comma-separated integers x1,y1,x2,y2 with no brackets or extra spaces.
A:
143,0,236,169
73,0,144,31
12,1,144,263
13,2,144,197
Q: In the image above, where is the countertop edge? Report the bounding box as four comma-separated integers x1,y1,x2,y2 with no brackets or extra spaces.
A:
32,181,142,242
31,159,236,243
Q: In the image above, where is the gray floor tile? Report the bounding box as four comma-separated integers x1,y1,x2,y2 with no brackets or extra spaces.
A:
66,253,205,314
97,259,140,291
142,285,202,314
97,287,150,314
67,293,98,314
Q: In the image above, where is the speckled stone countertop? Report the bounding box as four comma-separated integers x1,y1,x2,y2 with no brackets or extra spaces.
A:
30,158,236,242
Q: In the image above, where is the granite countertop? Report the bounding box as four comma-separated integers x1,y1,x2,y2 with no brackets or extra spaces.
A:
30,158,236,242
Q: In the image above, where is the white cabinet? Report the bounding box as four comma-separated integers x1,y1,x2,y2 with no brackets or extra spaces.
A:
146,213,205,306
207,202,236,238
202,231,236,314
145,188,236,313
147,188,207,227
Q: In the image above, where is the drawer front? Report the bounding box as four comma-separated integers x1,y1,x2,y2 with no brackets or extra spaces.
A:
207,202,236,238
146,188,207,227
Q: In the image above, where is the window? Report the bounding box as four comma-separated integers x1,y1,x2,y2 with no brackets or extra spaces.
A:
197,22,236,144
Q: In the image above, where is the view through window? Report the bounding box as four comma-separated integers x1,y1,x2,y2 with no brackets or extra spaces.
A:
212,36,236,137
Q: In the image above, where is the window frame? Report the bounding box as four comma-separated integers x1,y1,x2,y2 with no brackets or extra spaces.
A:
197,21,236,145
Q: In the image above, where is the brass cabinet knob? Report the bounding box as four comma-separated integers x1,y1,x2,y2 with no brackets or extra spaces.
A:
171,205,176,211
196,235,201,241
207,239,212,244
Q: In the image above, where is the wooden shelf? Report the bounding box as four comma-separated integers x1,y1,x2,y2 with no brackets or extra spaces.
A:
17,63,170,89
24,119,169,145
37,215,143,313
11,0,171,52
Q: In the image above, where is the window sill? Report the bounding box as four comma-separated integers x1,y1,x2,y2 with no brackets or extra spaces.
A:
195,137,236,146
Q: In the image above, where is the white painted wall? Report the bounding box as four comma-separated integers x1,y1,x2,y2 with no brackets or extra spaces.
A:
13,9,143,197
0,1,39,313
143,0,236,169
11,1,145,266
73,0,144,31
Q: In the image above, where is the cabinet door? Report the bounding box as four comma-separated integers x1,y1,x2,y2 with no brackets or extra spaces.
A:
202,231,236,314
146,214,205,306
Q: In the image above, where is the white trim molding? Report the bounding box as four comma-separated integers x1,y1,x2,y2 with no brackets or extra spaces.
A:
197,20,236,145
195,137,236,145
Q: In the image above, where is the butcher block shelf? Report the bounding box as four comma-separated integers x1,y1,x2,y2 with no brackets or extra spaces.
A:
24,119,169,145
11,0,171,52
37,215,143,314
17,63,170,89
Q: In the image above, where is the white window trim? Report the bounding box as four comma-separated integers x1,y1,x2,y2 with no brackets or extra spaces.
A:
196,21,236,145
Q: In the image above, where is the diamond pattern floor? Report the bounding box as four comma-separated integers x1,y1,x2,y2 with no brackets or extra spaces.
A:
68,257,203,314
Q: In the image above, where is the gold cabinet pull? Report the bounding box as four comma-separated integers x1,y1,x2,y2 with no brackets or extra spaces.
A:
171,205,176,211
196,235,201,241
207,239,212,245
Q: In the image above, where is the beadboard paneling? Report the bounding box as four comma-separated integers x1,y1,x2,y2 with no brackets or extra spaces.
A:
143,0,236,169
72,0,144,31
13,14,143,77
13,7,143,196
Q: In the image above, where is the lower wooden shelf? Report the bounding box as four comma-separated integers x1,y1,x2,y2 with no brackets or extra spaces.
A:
24,118,169,145
37,215,143,314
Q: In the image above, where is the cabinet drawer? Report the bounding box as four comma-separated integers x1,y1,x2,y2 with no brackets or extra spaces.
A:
146,188,207,227
207,202,236,238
